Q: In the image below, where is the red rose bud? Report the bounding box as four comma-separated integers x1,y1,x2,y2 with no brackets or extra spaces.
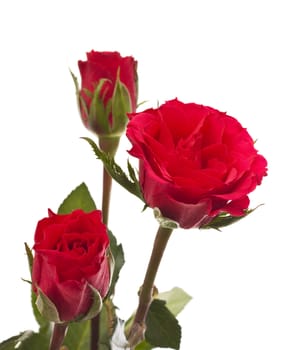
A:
127,99,267,229
32,209,113,323
76,50,138,138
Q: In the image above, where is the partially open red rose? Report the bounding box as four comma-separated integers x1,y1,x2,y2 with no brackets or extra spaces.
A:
32,209,111,322
127,99,267,229
77,50,138,136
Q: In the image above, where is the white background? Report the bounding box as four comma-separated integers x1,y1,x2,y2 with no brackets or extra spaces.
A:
0,0,294,349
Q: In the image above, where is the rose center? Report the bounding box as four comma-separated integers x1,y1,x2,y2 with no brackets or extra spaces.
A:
57,238,89,255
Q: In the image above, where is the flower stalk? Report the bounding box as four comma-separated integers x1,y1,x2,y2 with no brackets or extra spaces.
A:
99,136,120,224
49,323,68,350
90,136,120,350
128,226,173,348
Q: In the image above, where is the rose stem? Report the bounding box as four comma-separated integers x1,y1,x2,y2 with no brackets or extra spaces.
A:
49,323,68,350
90,136,120,350
127,225,173,348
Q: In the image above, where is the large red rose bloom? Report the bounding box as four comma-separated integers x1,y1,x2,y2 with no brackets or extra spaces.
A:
127,99,267,229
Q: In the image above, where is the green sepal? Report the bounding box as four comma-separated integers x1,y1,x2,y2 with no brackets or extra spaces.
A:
89,78,111,135
70,70,79,94
24,242,33,277
201,205,263,231
31,290,51,333
110,68,131,136
79,90,90,120
136,100,148,109
71,70,114,136
153,207,179,229
70,70,80,103
70,70,89,123
24,244,51,331
35,288,61,323
82,136,144,202
75,284,103,322
35,285,102,331
72,67,132,138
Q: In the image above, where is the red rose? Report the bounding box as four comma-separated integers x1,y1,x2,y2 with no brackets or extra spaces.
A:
77,50,138,137
32,209,111,322
127,99,267,229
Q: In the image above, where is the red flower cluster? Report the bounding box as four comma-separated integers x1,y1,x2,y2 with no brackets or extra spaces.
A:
30,51,268,334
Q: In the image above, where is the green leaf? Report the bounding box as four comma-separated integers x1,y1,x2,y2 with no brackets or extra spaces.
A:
0,332,33,350
0,331,50,350
107,230,125,298
18,332,50,350
127,160,142,199
82,137,144,202
157,287,192,316
98,344,110,350
58,182,97,214
201,205,263,231
63,320,90,350
144,299,181,349
134,340,152,350
128,287,191,349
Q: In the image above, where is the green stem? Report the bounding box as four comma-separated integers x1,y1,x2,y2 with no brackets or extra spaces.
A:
127,226,173,348
101,166,112,224
49,323,68,350
90,315,99,350
90,136,120,350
